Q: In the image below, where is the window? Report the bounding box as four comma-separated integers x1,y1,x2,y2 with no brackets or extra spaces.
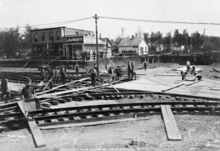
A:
42,32,45,41
57,31,60,40
75,32,79,35
49,31,53,40
34,33,38,42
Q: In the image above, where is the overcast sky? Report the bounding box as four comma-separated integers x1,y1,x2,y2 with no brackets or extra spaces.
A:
0,0,220,39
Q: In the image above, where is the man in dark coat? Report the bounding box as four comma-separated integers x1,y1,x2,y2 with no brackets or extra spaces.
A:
0,77,9,103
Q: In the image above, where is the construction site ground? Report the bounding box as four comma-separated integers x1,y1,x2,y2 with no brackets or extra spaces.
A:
1,63,220,151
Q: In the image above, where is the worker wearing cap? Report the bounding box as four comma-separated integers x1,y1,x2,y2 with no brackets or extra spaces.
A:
89,67,97,86
22,82,35,100
194,72,202,81
0,77,10,103
54,66,60,84
143,60,148,71
115,66,121,80
40,66,46,81
75,62,79,75
108,66,114,84
60,66,66,83
180,70,188,81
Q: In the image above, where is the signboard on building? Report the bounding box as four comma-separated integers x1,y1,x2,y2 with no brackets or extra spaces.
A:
66,36,83,43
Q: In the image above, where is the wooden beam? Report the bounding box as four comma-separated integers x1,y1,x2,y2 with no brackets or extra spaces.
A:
161,105,181,141
212,68,220,73
36,77,89,95
211,88,220,91
28,120,46,148
154,74,179,76
186,79,202,86
111,85,120,93
161,83,184,92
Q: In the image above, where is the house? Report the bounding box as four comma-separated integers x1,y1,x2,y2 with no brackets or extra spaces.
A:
118,36,148,56
30,26,105,60
100,38,112,58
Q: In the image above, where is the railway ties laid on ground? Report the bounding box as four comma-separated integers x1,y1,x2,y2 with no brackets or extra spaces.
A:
29,101,220,129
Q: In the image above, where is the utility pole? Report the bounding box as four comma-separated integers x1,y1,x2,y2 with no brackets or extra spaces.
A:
94,14,99,78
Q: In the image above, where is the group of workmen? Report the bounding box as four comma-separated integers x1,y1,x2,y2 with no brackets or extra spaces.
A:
180,61,202,81
0,76,35,103
40,65,67,85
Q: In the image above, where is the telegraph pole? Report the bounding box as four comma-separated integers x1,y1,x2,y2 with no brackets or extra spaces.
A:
94,14,99,78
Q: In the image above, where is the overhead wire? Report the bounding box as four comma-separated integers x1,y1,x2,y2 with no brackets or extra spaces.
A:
0,16,93,31
99,16,220,26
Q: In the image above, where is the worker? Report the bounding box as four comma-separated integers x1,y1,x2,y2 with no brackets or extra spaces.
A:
194,72,202,81
0,77,9,103
191,66,196,75
108,66,114,84
60,66,66,83
75,62,79,75
105,63,109,71
186,60,191,72
115,66,122,80
143,60,148,71
89,67,97,86
40,66,46,81
180,70,188,81
130,61,135,80
54,66,60,84
21,82,35,100
127,62,131,79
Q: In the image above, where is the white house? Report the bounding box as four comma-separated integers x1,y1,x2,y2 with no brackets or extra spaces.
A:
118,36,148,56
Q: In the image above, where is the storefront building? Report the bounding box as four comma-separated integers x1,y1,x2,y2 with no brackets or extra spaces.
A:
30,26,96,60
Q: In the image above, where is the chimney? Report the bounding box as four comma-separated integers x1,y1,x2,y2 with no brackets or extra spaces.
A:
99,33,101,39
132,35,134,38
135,34,138,37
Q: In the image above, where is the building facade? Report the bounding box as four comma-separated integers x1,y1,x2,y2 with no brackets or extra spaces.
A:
118,36,148,56
31,26,105,60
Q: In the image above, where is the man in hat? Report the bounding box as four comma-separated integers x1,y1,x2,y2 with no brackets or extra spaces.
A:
21,82,35,100
60,65,66,83
54,66,60,84
75,62,79,75
108,66,114,84
40,66,46,81
0,77,10,103
115,66,121,81
89,67,97,86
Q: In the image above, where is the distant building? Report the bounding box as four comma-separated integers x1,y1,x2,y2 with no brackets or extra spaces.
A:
100,38,112,58
118,36,148,56
30,26,105,60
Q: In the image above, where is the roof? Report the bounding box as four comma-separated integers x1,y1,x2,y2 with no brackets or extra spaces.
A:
118,37,145,47
100,38,112,45
84,36,105,45
30,26,93,32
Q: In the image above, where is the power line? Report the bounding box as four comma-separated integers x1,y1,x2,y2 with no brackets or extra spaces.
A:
99,16,220,26
0,17,93,30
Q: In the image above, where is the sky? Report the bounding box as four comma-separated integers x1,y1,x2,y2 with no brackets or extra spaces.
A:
0,0,220,39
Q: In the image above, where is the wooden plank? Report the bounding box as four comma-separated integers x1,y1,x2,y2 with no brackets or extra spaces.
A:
28,120,46,148
161,83,184,92
161,105,181,141
212,68,220,73
40,117,149,130
186,79,202,86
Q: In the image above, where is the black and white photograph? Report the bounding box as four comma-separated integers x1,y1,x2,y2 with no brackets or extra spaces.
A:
0,0,220,150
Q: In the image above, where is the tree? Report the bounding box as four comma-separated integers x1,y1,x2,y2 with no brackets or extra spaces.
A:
3,27,21,58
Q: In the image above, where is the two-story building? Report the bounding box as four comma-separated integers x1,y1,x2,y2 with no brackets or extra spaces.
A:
118,36,148,56
31,26,105,60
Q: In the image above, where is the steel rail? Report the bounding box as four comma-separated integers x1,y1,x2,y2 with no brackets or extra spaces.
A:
28,101,220,127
